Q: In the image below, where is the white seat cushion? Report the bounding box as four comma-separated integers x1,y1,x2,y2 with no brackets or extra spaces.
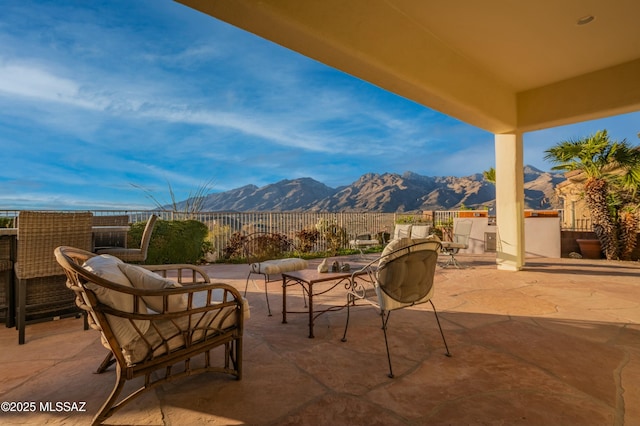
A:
393,224,412,239
410,225,431,239
122,306,238,366
122,294,250,366
350,238,379,247
250,258,308,275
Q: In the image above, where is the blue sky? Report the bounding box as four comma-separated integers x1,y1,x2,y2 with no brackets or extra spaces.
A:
1,0,639,211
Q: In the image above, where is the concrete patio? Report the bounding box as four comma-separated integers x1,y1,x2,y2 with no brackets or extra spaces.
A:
1,253,639,425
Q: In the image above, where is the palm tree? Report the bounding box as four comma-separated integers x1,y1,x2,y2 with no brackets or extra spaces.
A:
482,167,496,184
544,130,640,260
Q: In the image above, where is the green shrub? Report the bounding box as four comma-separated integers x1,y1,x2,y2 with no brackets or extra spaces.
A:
0,217,14,228
129,219,208,264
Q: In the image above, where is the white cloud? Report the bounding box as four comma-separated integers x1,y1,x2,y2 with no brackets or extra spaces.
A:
0,63,87,108
1,1,638,211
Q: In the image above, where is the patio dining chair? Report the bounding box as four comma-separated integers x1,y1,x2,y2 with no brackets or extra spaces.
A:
92,214,129,248
440,219,472,268
14,211,93,344
341,236,451,378
95,214,157,263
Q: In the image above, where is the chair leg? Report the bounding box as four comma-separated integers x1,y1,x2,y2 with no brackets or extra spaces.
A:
92,365,127,426
251,272,308,317
380,310,394,378
95,352,116,374
17,278,26,345
429,300,452,357
234,334,243,380
263,276,272,316
243,272,252,297
441,250,463,269
226,336,243,379
245,272,272,315
340,293,354,342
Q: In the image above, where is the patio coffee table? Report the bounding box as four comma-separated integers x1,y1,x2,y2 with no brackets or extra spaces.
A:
282,268,369,338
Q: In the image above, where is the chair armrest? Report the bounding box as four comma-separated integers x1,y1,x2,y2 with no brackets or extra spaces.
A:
347,260,379,303
140,263,212,285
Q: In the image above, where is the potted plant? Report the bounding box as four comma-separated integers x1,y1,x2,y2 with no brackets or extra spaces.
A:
575,238,603,259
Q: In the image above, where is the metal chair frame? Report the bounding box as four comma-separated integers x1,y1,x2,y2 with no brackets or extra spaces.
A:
341,239,451,378
440,219,473,268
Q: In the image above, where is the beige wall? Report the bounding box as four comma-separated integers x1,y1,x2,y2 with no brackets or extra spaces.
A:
457,216,561,258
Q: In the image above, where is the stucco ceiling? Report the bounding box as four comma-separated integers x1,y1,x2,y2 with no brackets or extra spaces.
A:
389,0,640,92
177,0,640,134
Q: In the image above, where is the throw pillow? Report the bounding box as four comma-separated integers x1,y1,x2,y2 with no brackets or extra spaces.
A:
118,263,188,313
82,255,149,347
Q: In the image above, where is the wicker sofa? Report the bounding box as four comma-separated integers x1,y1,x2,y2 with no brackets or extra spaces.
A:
54,246,247,426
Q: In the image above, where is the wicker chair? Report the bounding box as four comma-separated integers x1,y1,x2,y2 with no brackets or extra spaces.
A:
92,214,130,248
14,211,94,344
55,246,245,426
95,214,157,263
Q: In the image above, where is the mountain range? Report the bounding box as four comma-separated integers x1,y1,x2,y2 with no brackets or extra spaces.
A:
190,165,565,212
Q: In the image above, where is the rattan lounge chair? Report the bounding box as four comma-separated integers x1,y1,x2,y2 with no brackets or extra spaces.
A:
341,236,451,378
15,211,93,344
95,214,157,263
55,246,246,426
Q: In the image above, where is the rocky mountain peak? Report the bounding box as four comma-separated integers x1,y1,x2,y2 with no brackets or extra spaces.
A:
192,167,563,212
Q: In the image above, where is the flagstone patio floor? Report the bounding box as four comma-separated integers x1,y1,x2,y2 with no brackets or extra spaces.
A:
1,253,639,425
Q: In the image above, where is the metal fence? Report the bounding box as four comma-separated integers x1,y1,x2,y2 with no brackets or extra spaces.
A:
561,217,591,231
0,209,399,258
4,208,596,258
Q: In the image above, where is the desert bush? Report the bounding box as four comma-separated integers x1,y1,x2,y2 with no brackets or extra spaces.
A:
223,232,293,261
129,219,208,264
295,227,320,253
315,218,347,255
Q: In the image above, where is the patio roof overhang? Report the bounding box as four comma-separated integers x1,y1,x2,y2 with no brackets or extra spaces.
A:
175,0,640,269
176,0,640,133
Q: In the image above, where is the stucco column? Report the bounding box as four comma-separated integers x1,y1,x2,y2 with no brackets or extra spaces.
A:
495,133,525,270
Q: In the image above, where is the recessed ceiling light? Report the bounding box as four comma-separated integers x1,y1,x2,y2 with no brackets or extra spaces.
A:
577,15,595,25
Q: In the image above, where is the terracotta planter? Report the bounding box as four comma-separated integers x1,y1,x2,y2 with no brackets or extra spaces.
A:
576,239,603,259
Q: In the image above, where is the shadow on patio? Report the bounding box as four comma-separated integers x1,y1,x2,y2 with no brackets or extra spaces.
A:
1,254,639,425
